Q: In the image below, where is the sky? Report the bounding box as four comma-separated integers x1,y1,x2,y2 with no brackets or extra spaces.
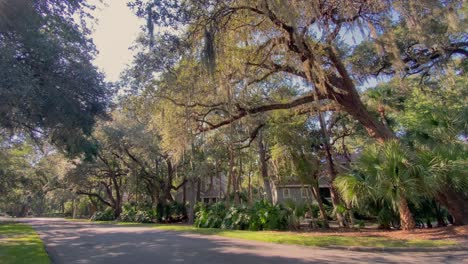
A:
89,0,143,82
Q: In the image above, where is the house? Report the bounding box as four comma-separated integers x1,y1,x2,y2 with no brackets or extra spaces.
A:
173,152,358,206
271,176,331,205
174,173,228,204
271,152,361,205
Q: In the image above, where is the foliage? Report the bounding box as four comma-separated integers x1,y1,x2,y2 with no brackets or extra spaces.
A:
90,208,115,221
221,205,251,230
0,0,110,156
195,200,290,231
335,140,431,229
134,210,153,223
1,0,466,232
195,202,227,229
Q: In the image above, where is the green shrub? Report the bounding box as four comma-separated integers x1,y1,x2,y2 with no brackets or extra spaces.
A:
250,200,290,231
90,207,115,221
221,205,251,230
195,202,226,228
119,204,157,223
135,210,152,223
120,204,137,222
195,200,291,231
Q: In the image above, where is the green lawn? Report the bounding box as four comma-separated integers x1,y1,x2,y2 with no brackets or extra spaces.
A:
0,223,50,264
149,225,457,248
69,219,457,248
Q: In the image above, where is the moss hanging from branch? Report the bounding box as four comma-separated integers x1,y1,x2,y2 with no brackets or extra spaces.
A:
202,23,217,75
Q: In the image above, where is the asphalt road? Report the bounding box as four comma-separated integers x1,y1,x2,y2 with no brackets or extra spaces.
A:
21,218,468,264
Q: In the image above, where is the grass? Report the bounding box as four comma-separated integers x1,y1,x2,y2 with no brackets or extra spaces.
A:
149,225,457,248
66,219,457,248
0,223,50,264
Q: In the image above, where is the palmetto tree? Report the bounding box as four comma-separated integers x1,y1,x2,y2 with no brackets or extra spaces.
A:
335,140,430,230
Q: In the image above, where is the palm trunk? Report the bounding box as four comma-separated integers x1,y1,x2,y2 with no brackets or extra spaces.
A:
399,197,416,230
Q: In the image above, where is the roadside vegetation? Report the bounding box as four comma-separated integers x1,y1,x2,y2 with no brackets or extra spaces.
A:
63,219,459,248
1,0,466,249
0,223,50,264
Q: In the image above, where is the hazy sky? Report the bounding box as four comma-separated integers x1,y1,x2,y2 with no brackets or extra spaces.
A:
90,0,143,82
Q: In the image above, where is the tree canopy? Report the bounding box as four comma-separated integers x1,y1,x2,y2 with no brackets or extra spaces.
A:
0,0,110,155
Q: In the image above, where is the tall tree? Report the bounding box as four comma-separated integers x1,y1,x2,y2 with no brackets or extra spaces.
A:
0,0,110,155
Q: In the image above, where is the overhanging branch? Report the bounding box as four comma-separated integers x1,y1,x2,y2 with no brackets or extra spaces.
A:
198,93,337,132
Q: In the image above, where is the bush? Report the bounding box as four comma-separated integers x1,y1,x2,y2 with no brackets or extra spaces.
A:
120,204,137,222
90,207,115,221
195,200,291,231
195,202,226,228
249,200,289,231
135,210,152,223
221,205,251,230
120,204,156,223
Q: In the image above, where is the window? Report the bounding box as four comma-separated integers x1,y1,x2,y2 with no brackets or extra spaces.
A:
301,188,309,198
283,188,290,198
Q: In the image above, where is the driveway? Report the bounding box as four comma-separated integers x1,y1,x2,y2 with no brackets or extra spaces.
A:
21,218,467,264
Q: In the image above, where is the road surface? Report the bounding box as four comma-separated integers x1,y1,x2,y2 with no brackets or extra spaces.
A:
20,218,468,264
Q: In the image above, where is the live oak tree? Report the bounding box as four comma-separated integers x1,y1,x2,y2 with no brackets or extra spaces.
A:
0,0,110,156
129,0,466,229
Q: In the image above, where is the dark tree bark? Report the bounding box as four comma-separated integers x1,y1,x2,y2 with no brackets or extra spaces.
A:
311,184,329,228
303,58,347,227
196,177,201,202
164,158,175,203
187,179,196,224
257,130,273,203
437,189,468,226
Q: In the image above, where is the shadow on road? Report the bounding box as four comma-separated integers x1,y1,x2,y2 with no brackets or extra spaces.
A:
22,218,468,264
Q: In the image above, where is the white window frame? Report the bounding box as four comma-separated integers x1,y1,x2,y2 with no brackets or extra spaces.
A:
283,188,290,198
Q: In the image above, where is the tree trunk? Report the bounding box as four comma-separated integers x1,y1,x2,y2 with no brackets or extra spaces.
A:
111,176,122,218
399,197,416,230
329,186,347,227
437,189,467,225
311,184,329,228
164,158,175,203
216,161,222,199
183,181,187,204
303,58,347,227
324,47,396,143
89,197,98,217
72,199,77,219
227,150,233,203
196,177,201,202
187,179,196,224
257,130,273,203
248,170,253,205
